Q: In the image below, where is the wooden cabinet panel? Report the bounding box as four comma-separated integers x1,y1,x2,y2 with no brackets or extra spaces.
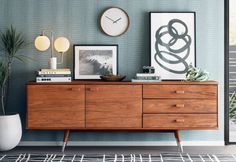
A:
143,85,217,99
143,99,217,114
28,111,84,129
143,114,217,129
27,85,85,129
86,85,142,128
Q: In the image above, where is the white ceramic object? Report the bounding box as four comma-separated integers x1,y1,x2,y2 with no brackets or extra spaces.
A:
49,57,57,69
0,114,22,151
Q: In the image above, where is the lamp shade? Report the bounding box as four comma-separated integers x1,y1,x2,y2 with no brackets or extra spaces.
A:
34,35,50,51
54,37,70,53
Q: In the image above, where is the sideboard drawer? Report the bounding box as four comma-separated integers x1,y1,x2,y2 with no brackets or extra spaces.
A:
143,99,217,113
143,114,217,129
143,85,217,99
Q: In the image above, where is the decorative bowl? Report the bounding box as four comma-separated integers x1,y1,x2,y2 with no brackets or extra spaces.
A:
100,75,126,82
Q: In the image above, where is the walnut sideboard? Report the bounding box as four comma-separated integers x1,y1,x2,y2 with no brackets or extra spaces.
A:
26,81,218,152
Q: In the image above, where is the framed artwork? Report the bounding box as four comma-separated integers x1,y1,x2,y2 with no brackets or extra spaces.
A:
150,12,196,80
73,44,118,79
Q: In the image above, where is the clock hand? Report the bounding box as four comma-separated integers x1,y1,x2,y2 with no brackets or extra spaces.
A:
113,18,122,23
105,16,115,22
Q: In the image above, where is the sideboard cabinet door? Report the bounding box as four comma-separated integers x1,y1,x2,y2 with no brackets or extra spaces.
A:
27,85,85,129
86,85,142,128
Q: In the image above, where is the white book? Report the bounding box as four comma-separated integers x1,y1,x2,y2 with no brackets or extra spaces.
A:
131,79,161,82
36,77,72,83
38,71,71,75
40,68,70,72
136,73,157,77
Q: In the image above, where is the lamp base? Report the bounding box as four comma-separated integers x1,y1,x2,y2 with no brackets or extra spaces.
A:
49,57,57,69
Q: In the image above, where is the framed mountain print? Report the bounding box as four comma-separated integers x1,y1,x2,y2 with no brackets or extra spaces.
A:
150,12,196,80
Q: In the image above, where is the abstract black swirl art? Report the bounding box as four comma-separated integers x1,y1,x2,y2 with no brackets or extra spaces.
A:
150,12,196,80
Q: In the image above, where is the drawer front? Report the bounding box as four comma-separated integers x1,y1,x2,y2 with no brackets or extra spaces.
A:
27,85,85,129
143,114,217,129
143,85,217,99
143,99,217,114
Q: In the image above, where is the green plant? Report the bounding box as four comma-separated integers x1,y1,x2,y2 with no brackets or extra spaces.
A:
186,64,209,81
230,92,236,123
0,26,28,115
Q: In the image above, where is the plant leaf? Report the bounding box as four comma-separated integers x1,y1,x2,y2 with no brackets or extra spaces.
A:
0,25,25,58
0,61,8,88
16,55,35,61
13,55,26,63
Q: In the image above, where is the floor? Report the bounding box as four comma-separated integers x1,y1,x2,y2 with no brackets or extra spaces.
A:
2,146,236,155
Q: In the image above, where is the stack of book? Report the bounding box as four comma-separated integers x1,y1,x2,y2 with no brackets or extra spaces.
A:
131,73,161,82
36,69,72,83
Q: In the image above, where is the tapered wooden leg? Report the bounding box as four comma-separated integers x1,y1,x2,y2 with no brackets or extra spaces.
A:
174,130,183,152
62,130,70,152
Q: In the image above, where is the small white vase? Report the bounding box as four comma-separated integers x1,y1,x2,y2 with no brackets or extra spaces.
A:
49,57,57,69
0,114,22,151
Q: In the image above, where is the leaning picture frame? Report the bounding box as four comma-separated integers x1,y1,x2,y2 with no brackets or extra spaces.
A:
73,44,118,79
150,12,196,80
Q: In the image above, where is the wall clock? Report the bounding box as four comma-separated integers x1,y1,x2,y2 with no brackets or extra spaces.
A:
100,7,130,37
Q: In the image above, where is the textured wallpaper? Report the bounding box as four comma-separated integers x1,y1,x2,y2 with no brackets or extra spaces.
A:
0,0,224,142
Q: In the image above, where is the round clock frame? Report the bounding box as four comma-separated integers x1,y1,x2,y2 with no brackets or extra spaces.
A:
100,7,130,37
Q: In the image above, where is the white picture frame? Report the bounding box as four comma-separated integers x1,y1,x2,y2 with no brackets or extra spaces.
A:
150,12,196,80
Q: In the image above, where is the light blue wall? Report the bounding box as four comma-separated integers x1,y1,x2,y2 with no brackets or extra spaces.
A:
0,0,224,142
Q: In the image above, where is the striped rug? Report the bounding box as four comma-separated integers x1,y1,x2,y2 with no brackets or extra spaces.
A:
0,153,236,162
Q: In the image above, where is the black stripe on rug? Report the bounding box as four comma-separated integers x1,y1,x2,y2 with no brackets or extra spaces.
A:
0,153,236,161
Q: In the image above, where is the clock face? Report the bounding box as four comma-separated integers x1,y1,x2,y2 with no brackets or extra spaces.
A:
100,7,130,37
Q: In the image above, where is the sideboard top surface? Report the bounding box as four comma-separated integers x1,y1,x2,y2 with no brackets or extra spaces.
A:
27,80,218,85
